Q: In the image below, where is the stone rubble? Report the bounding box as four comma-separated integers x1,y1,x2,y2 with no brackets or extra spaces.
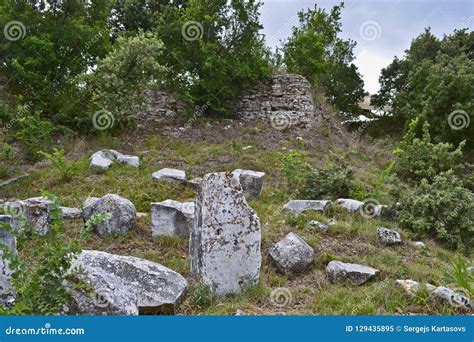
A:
90,150,140,170
377,227,402,245
152,168,186,184
233,169,265,200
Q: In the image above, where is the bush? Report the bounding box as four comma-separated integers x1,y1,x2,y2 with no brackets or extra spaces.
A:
393,118,466,184
398,171,473,251
38,148,77,182
279,151,353,200
14,113,55,162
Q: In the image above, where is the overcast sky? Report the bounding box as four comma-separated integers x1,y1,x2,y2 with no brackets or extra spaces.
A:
260,0,473,94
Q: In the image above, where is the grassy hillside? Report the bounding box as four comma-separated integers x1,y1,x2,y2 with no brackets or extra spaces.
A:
0,115,470,315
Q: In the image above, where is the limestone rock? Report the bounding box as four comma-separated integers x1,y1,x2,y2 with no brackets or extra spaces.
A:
377,227,402,245
152,168,186,184
282,200,331,214
3,197,52,235
82,197,100,219
395,279,436,295
268,232,314,274
69,250,188,315
186,177,202,191
414,241,426,249
0,215,17,304
151,200,195,237
90,151,113,170
429,286,472,310
60,206,82,219
190,172,261,296
326,261,379,285
82,194,136,237
233,169,265,200
307,220,329,232
335,198,364,213
116,155,140,168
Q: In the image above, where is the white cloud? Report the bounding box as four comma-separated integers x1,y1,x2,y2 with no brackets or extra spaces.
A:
353,50,393,95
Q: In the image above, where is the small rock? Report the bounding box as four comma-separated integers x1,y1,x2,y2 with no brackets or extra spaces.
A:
395,279,436,295
68,250,188,315
234,309,247,316
90,151,113,170
328,218,337,226
152,168,186,184
233,169,265,200
307,220,329,232
282,200,331,214
151,200,195,237
429,286,472,310
136,212,148,218
335,198,364,213
326,261,379,285
82,197,100,219
414,241,426,249
60,206,82,219
296,137,303,141
82,194,136,237
242,146,253,151
377,227,402,245
268,232,315,274
116,155,140,168
186,177,202,191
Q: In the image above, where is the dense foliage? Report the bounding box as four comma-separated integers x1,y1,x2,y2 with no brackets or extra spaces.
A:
372,28,473,148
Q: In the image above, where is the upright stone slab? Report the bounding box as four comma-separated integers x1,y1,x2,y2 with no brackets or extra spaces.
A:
0,215,17,304
190,172,261,296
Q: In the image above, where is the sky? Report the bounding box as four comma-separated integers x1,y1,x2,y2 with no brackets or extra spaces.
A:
260,0,474,94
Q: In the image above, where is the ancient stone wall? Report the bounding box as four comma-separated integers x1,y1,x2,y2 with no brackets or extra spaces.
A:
234,74,318,126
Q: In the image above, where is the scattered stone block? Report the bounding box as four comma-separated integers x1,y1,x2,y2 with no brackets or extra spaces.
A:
151,200,194,237
326,261,379,285
69,250,188,315
307,220,329,232
82,194,136,237
233,169,265,200
268,232,314,274
377,227,402,245
152,168,186,184
282,200,331,214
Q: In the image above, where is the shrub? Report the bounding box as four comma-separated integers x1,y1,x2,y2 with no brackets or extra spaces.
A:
302,161,353,200
393,118,466,184
398,171,473,251
38,148,77,182
14,113,55,162
279,151,353,200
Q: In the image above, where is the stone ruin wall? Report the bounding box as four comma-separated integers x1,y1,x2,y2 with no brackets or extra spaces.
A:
138,74,319,126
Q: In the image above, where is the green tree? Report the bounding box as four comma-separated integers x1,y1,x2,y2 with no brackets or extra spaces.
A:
372,28,473,148
280,2,366,117
0,0,112,126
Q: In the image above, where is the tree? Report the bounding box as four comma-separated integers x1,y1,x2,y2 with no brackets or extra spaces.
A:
0,0,112,126
372,28,473,148
280,2,366,118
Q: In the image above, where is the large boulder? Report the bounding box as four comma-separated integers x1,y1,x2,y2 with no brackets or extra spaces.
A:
282,200,331,214
152,168,186,184
233,169,265,200
377,227,401,245
0,215,17,304
68,250,188,315
326,261,379,285
82,194,136,237
151,200,195,237
190,172,261,296
268,232,314,274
